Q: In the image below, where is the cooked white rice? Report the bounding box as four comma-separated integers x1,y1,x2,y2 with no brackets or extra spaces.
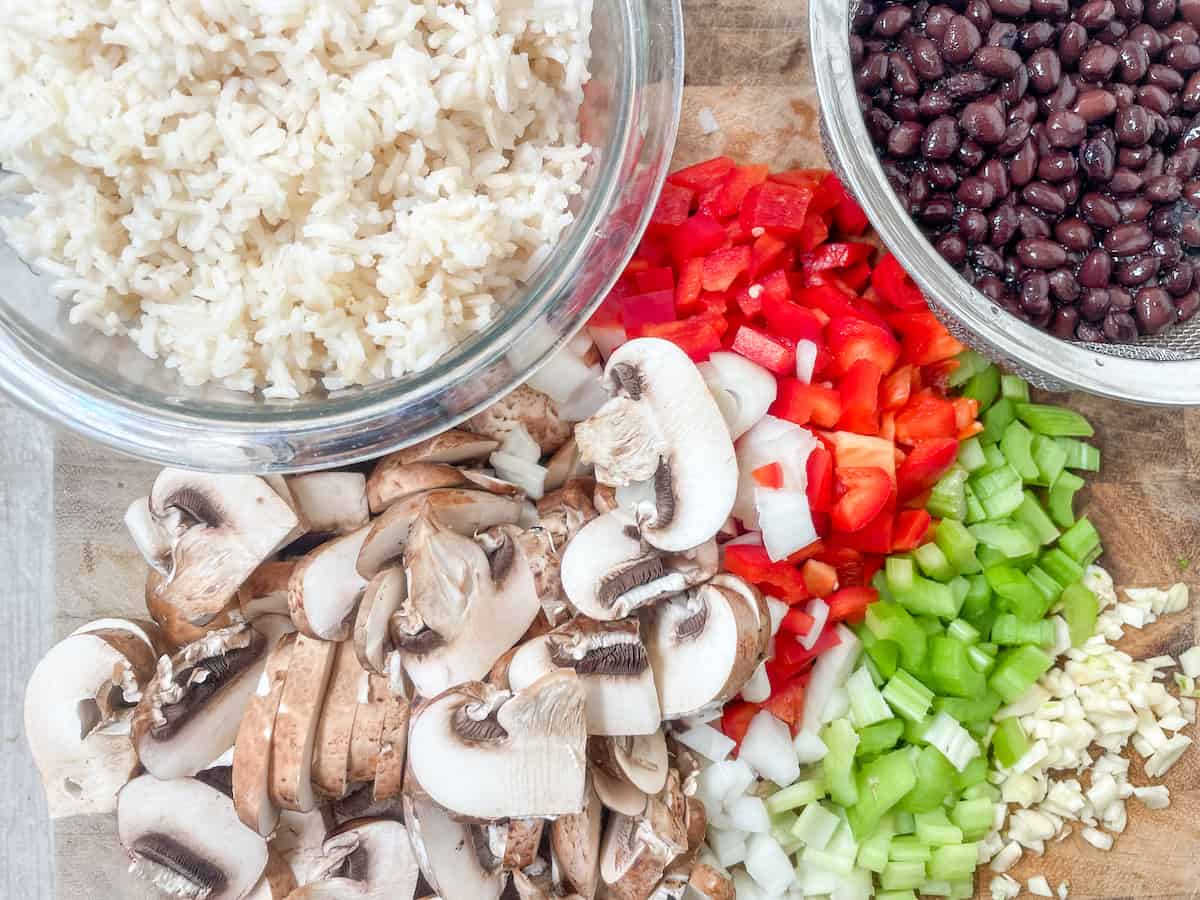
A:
0,0,592,397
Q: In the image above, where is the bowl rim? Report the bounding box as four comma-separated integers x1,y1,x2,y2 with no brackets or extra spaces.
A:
809,0,1200,407
0,0,687,470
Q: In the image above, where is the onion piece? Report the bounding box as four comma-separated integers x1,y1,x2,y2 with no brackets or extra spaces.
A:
792,729,828,764
744,833,794,896
741,661,771,704
734,416,817,527
795,339,818,384
799,598,830,651
800,624,861,735
699,352,778,440
739,710,800,787
729,795,771,834
755,487,818,562
676,722,735,763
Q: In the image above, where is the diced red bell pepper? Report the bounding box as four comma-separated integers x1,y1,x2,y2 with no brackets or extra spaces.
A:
670,213,728,266
816,546,868,587
674,257,705,315
833,499,895,553
793,284,887,328
773,625,842,674
826,585,879,623
721,700,761,752
750,232,790,278
648,181,694,235
879,410,896,442
762,296,822,342
638,317,723,361
752,462,784,489
786,539,827,565
801,558,839,597
780,607,817,635
702,245,751,293
723,543,810,604
770,168,830,195
894,391,958,445
801,242,874,272
826,431,896,479
953,396,980,433
888,312,967,366
872,251,928,312
925,357,961,394
807,383,844,429
837,260,873,292
837,358,883,435
892,509,933,551
634,266,675,294
896,437,959,500
765,678,807,729
832,466,894,533
731,325,795,375
733,285,763,319
636,234,672,268
959,420,985,440
806,445,835,512
880,364,915,410
770,377,813,425
716,164,770,218
823,173,871,236
825,316,901,378
739,181,813,235
669,156,736,192
795,211,830,251
619,289,676,333
760,269,793,304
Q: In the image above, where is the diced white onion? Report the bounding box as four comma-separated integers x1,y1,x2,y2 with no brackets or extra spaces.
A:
795,339,818,384
990,874,1020,900
676,722,736,763
800,624,861,735
703,351,779,440
488,451,547,499
745,834,794,897
498,424,541,462
799,597,830,651
1081,828,1113,850
1029,876,1053,897
821,686,850,724
1180,646,1200,679
989,841,1022,873
755,487,818,562
1133,785,1170,809
792,729,828,764
734,416,817,527
741,661,772,703
766,596,789,637
729,795,772,834
739,710,800,787
709,829,748,868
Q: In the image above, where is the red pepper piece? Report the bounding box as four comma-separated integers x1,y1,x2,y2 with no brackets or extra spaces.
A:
749,232,789,278
770,168,829,196
648,181,693,235
896,437,959,500
760,269,792,304
806,445,835,512
833,499,896,553
780,607,816,635
826,431,896,479
669,156,736,192
722,543,810,604
792,283,888,328
762,296,822,343
669,213,727,267
674,257,705,315
774,626,842,674
926,357,962,394
634,266,675,294
739,181,813,234
801,558,839,597
826,585,879,623
770,378,812,425
638,317,723,361
892,509,933,551
871,251,927,311
619,289,676,333
801,241,874,272
764,678,807,729
822,173,871,236
816,546,867,587
716,164,770,218
837,358,884,435
831,466,894,532
731,325,795,375
837,260,873,292
794,211,830,251
825,316,901,378
887,311,967,365
636,234,672,268
752,462,784,489
733,285,763,319
880,364,915,410
721,700,761,752
953,396,980,433
894,391,958,445
702,245,752,292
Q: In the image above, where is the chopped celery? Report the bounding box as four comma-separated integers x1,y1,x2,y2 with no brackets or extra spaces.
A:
980,397,1015,445
866,601,927,669
1032,433,1068,487
847,667,894,729
863,652,885,686
883,670,935,721
1001,374,1030,402
914,542,955,582
946,618,980,644
949,576,970,608
893,574,960,619
857,824,894,873
856,718,905,757
948,880,976,900
799,843,856,876
1014,402,1094,437
928,466,969,521
886,556,916,594
1059,516,1100,562
766,777,827,815
1061,582,1099,647
972,464,1025,518
1000,421,1040,482
990,613,1055,646
985,564,1044,620
962,781,1000,802
927,635,986,698
792,802,841,849
1027,564,1063,607
989,644,1054,702
960,574,992,620
1059,436,1101,471
894,811,916,834
936,518,981,574
916,614,944,635
888,835,931,862
914,808,963,846
927,843,980,881
951,797,995,840
949,350,991,387
953,755,989,791
962,364,1000,409
923,711,982,771
934,691,1001,725
1013,492,1061,546
964,482,987,524
770,811,799,846
977,641,998,655
921,880,955,898
957,436,987,472
881,860,927,891
979,442,1008,473
872,567,895,603
1047,470,1085,528
877,891,919,900
847,749,918,838
993,716,1031,767
821,719,860,807
902,714,929,745
897,744,955,813
1041,547,1085,586
967,643,996,673
969,521,1038,558
866,637,900,680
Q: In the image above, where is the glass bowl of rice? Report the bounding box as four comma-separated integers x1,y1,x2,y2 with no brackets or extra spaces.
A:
0,0,684,471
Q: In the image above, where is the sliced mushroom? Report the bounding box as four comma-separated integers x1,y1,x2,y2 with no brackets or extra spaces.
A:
507,618,660,736
311,640,366,801
599,789,688,900
688,864,734,900
574,339,737,552
125,496,172,577
608,731,670,796
288,472,370,536
371,691,410,803
466,384,573,457
71,615,171,658
366,462,473,515
593,484,619,515
24,629,156,817
560,514,715,621
645,581,767,720
352,567,405,676
288,526,370,641
660,796,707,892
132,616,292,779
590,763,647,818
536,478,598,546
118,774,268,900
245,850,299,900
233,634,297,836
146,568,241,648
551,776,602,899
331,784,404,827
406,671,587,820
709,573,771,657
544,439,593,494
478,523,569,626
403,787,507,900
298,818,420,900
273,807,334,886
356,488,524,580
460,469,527,498
346,674,389,784
397,508,540,698
271,634,338,812
240,561,297,621
146,471,302,625
500,819,545,871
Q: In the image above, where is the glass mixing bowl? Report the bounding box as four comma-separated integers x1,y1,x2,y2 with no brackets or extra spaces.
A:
0,0,684,471
810,0,1200,406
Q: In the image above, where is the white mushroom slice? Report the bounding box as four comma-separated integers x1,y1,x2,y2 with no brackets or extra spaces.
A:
659,780,706,892
404,788,507,900
146,569,241,649
551,776,603,899
397,509,540,697
544,439,593,494
311,641,366,801
371,692,410,803
125,496,172,576
575,339,737,552
356,488,524,580
132,617,292,779
460,469,528,498
351,567,405,676
288,526,371,641
591,763,648,817
245,850,299,900
233,634,296,836
148,470,302,625
396,429,501,465
273,807,334,887
610,731,671,796
467,384,573,457
599,793,688,900
24,629,156,817
501,819,545,871
71,616,170,657
288,472,370,536
593,484,619,514
239,561,297,621
480,525,567,625
646,582,767,720
346,675,389,784
507,618,660,736
301,818,420,899
536,479,598,545
407,672,587,820
118,774,268,900
688,863,734,900
366,462,472,515
708,573,771,658
270,634,337,812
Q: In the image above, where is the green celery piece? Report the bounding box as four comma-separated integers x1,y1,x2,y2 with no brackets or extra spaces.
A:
928,466,969,521
1082,542,1104,566
946,617,980,644
1032,433,1068,487
856,718,905,757
883,669,935,721
916,613,944,635
957,436,987,472
876,891,919,900
887,556,916,593
934,690,1002,725
1000,374,1030,402
936,518,982,575
821,718,860,807
927,843,980,882
989,645,1054,702
959,574,992,621
949,576,970,608
893,573,960,620
970,521,1038,558
894,811,916,834
888,835,932,862
1013,492,1061,546
962,781,1001,802
949,350,991,387
962,364,1000,410
977,641,998,655
1059,516,1100,563
866,638,900,680
1058,436,1101,471
863,652,885,687
966,643,996,673
1061,582,1099,647
1041,547,1085,586
1027,564,1063,607
914,542,956,582
897,744,956,813
914,808,963,846
948,881,976,900
964,483,987,524
979,442,1008,473
902,713,930,745
866,601,927,669
990,613,1055,646
985,564,1044,620
1014,402,1095,437
926,635,987,698
993,716,1031,767
953,754,989,791
980,397,1015,445
848,666,894,728
857,824,894,873
1000,420,1040,482
983,480,1025,519
971,462,1020,499
872,567,895,603
770,811,799,846
881,860,927,891
1047,470,1085,529
951,797,995,840
766,778,827,815
847,748,919,838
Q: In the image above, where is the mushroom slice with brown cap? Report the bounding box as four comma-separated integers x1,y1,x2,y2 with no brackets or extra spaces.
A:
407,671,587,820
147,569,242,649
295,818,420,900
370,691,410,803
71,615,171,657
403,788,507,900
393,429,500,466
352,567,405,676
645,582,766,721
659,796,707,896
289,526,370,641
233,633,296,836
536,478,598,546
544,439,593,494
590,763,648,817
506,618,660,736
288,473,370,536
500,819,545,871
132,616,293,780
609,731,670,797
598,793,688,900
466,384,573,457
273,807,334,886
688,865,734,900
708,573,771,657
244,850,299,900
397,510,540,698
366,462,473,515
346,674,389,784
126,496,173,577
311,640,366,801
574,339,737,553
551,776,602,899
240,561,298,622
148,471,302,626
118,774,268,900
356,488,525,580
270,634,338,812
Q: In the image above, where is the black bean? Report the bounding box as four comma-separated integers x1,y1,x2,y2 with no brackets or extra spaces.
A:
907,40,942,82
1022,180,1069,213
1111,82,1137,107
1055,217,1096,249
1109,167,1145,193
959,140,988,167
944,71,998,99
977,274,1009,300
989,0,1032,14
1051,267,1082,299
1059,22,1090,65
938,234,970,263
1044,78,1080,114
1076,320,1107,340
1182,213,1200,246
1162,262,1195,294
1038,149,1079,181
1137,85,1176,118
961,100,1008,144
1081,192,1122,226
1145,174,1184,203
920,194,958,224
875,4,915,35
1077,0,1117,28
1176,289,1200,321
919,89,955,118
1095,21,1129,44
1115,105,1152,148
929,162,962,187
1186,178,1200,204
1116,254,1161,284
1017,203,1054,236
1001,65,1031,103
1033,0,1070,15
1118,196,1154,220
1118,40,1151,83
974,244,1007,271
892,97,924,120
1079,43,1121,81
1135,286,1176,331
1028,48,1063,94
990,204,1021,244
968,0,995,30
1103,309,1140,339
888,121,926,156
1010,137,1040,184
1017,237,1069,267
943,15,984,64
957,176,998,209
1146,0,1178,24
1151,203,1182,235
1081,288,1114,319
1043,111,1085,149
1153,236,1184,263
960,209,993,242
989,22,1021,47
860,53,890,90
980,159,1012,196
922,116,962,159
974,46,1023,77
1184,74,1200,112
1111,285,1135,309
1062,176,1083,204
1185,114,1200,148
1080,136,1118,180
910,173,932,207
1079,248,1116,285
1104,221,1154,252
1074,89,1119,122
1051,305,1081,337
1148,64,1186,91
1166,43,1200,74
924,4,958,40
1114,0,1145,21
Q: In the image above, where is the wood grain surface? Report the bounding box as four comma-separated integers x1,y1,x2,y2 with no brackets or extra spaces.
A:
33,1,1200,898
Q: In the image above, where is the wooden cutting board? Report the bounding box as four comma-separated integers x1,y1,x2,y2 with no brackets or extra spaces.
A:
44,1,1200,897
